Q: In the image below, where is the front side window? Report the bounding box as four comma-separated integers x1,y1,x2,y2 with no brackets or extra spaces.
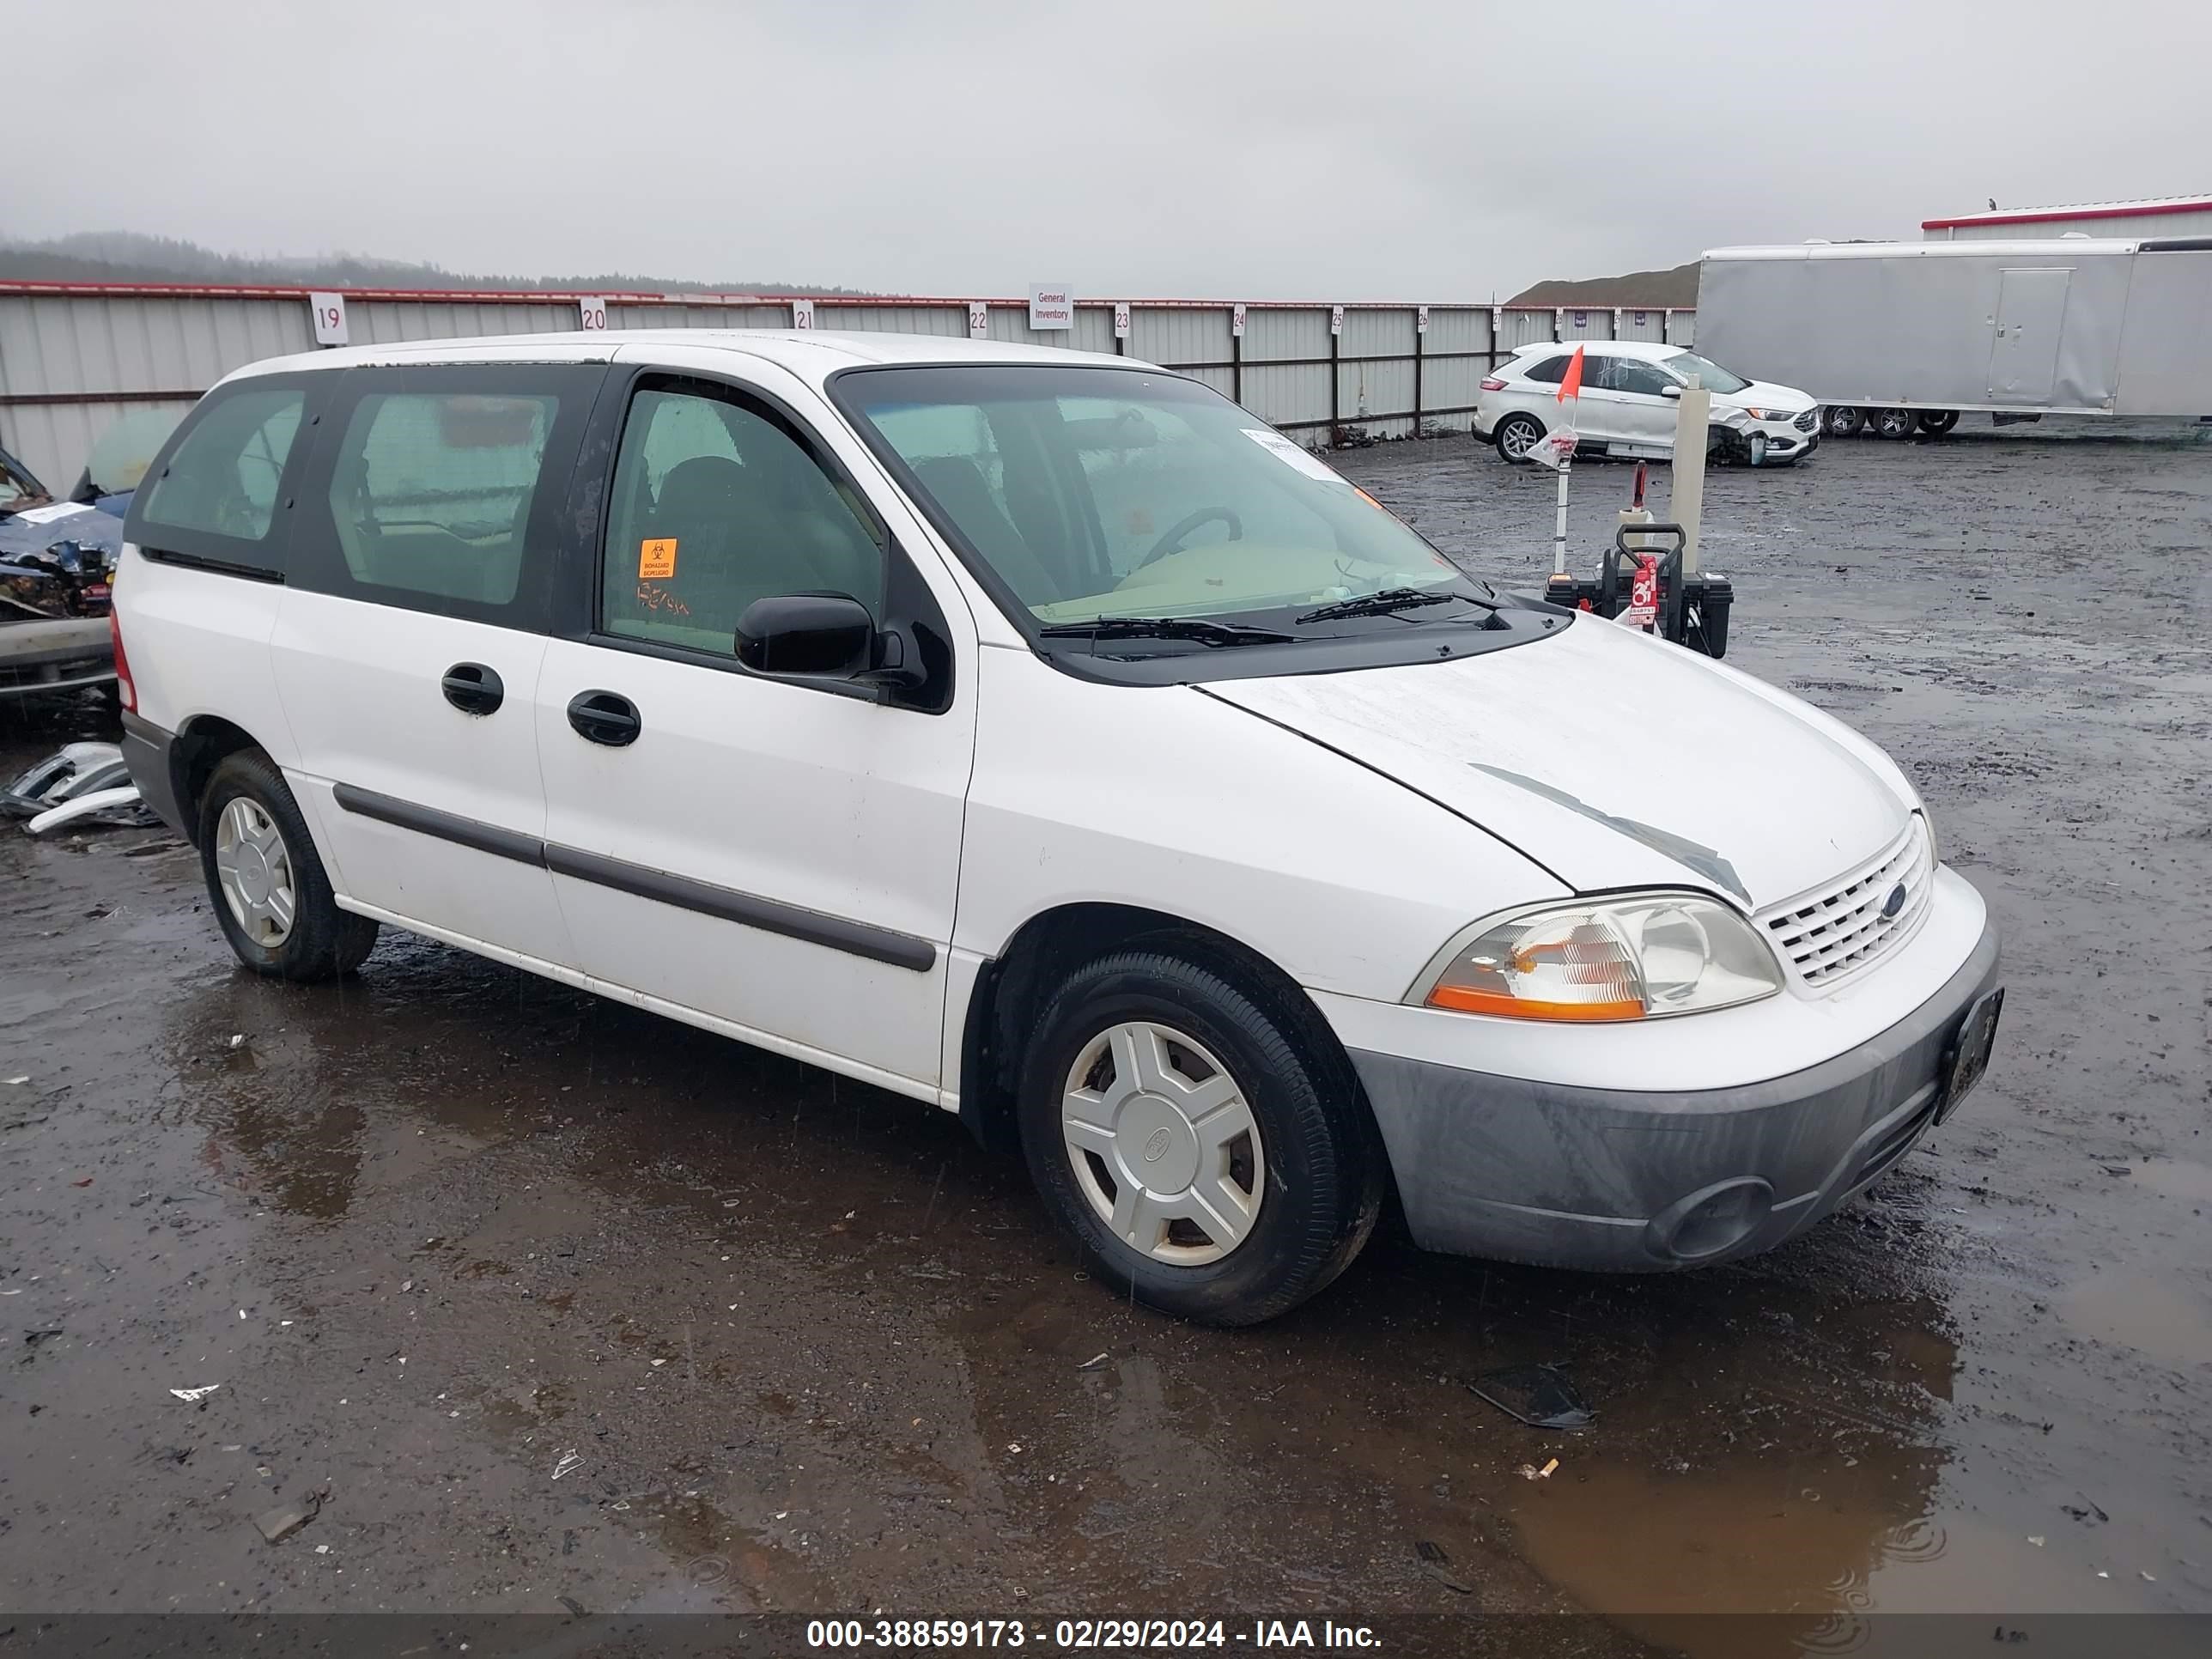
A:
600,385,884,655
1601,357,1680,398
835,365,1473,628
326,392,556,604
138,386,305,542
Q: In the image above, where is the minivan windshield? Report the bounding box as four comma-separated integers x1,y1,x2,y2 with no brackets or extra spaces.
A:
1663,351,1750,395
834,365,1483,630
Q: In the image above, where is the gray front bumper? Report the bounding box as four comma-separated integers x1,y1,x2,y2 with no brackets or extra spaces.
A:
1351,921,2002,1272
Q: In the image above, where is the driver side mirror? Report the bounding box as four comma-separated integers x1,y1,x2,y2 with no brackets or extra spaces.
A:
734,592,928,690
1660,384,1683,399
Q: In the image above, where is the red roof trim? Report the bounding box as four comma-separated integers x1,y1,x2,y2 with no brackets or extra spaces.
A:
1921,198,2212,230
0,279,1680,313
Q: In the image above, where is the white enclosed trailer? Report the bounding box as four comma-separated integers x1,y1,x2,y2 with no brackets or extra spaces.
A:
1696,238,2212,435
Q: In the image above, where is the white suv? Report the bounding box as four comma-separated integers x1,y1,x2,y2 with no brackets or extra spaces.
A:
113,331,2000,1325
1476,341,1820,466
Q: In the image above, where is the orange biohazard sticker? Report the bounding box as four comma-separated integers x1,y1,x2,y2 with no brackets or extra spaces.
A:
638,538,678,580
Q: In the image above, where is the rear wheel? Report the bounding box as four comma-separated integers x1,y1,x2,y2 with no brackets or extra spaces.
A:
1824,405,1864,438
1018,948,1382,1326
1494,412,1546,465
1874,407,1918,440
198,750,379,981
1916,410,1959,435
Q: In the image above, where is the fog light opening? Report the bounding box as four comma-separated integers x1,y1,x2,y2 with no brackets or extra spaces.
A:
1650,1176,1774,1263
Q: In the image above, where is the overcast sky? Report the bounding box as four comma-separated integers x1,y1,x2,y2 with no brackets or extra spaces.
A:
8,0,2208,298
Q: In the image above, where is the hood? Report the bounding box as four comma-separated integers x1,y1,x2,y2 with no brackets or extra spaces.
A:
1,501,124,620
1202,615,1908,912
1717,379,1818,415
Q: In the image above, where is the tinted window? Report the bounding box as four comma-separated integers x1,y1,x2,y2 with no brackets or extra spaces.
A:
325,392,556,605
137,386,304,542
1521,356,1571,385
601,385,884,655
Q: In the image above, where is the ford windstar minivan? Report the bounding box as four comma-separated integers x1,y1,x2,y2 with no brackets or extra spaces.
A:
114,331,2002,1325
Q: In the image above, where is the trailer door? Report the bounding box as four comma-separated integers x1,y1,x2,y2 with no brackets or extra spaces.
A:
1987,268,2072,404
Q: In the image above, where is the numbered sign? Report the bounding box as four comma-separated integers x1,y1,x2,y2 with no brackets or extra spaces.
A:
1417,305,1430,335
791,299,815,330
1330,305,1345,337
578,295,609,331
968,301,988,339
1112,302,1131,339
1231,303,1246,338
309,292,348,346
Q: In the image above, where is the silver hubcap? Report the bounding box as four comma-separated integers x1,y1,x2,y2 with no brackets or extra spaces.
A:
1501,420,1537,458
1061,1022,1265,1266
215,797,297,947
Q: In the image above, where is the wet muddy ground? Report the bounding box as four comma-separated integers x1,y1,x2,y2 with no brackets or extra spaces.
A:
2,424,2207,1650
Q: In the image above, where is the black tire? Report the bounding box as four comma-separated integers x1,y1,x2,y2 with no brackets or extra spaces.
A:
1874,407,1917,440
1493,411,1546,465
197,750,379,981
1824,405,1864,438
1017,947,1383,1327
1917,410,1959,435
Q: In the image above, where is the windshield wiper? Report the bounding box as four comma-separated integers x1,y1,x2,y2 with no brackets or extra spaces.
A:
1295,586,1495,625
1037,616,1296,647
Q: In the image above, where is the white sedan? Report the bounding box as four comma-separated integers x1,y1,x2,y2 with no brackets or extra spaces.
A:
1475,341,1821,466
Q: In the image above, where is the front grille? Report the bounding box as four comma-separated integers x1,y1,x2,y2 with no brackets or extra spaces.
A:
1759,817,1933,990
1794,410,1818,433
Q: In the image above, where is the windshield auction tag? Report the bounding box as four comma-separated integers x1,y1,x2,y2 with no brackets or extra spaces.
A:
1242,428,1348,485
12,502,94,526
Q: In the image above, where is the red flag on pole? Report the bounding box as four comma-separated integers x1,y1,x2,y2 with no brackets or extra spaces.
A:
1556,343,1586,403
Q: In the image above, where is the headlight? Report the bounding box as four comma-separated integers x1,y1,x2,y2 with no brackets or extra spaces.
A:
1741,405,1796,422
1413,894,1784,1022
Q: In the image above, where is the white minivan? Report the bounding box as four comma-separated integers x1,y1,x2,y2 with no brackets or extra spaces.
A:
114,331,2002,1325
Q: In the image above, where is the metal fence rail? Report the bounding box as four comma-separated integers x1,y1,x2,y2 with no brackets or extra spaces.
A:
0,283,1694,489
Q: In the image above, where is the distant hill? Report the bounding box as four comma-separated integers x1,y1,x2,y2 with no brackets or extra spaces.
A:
1509,260,1699,309
0,231,871,295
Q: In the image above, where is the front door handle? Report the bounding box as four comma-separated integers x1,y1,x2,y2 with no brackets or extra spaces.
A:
441,661,505,716
566,690,641,747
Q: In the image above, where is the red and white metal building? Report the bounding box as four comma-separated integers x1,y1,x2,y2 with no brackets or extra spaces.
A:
1923,193,2212,242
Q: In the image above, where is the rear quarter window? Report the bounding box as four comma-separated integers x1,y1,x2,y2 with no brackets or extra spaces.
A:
131,383,312,558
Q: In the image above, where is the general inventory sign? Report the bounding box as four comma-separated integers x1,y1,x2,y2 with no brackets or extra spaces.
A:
1027,283,1075,331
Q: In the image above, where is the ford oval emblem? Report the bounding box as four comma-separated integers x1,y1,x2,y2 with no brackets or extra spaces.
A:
1881,884,1908,920
1141,1127,1174,1164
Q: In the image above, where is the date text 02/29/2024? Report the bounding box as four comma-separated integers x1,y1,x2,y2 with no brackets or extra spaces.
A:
805,1619,1383,1650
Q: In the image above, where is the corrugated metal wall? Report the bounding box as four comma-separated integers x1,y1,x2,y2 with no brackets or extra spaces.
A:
0,285,1695,488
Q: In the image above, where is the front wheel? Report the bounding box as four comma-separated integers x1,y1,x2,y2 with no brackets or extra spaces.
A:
1018,949,1382,1326
198,750,380,981
1494,412,1546,465
1824,405,1865,438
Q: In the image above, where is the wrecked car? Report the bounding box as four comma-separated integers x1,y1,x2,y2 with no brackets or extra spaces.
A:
2,442,122,702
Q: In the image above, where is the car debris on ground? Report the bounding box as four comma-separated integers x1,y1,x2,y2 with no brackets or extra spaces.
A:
1468,1364,1595,1431
254,1488,326,1546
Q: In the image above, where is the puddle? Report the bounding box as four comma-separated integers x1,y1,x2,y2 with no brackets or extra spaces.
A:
1504,1452,1944,1630
2057,1274,2212,1370
2127,1159,2212,1206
